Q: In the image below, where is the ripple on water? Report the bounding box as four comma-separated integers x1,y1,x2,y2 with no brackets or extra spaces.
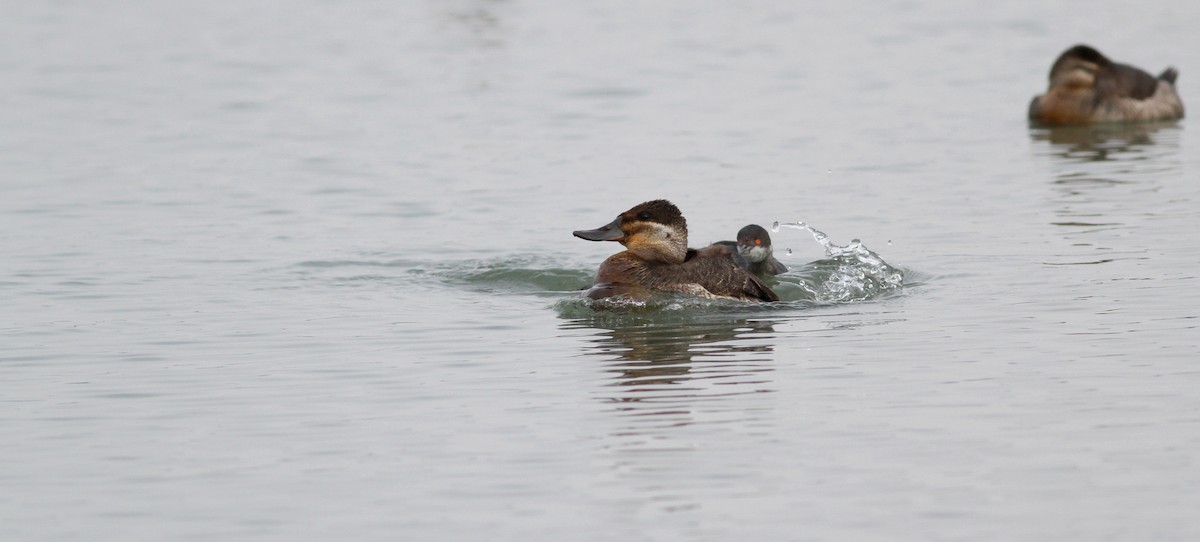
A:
560,313,780,441
477,222,908,309
288,225,911,311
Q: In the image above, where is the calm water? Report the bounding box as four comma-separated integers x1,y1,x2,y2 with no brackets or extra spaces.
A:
3,1,1199,540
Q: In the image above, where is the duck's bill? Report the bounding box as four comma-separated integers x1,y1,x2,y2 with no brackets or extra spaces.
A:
573,217,624,241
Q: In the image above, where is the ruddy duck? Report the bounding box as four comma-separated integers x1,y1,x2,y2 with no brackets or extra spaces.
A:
573,200,779,302
713,224,789,278
1028,44,1184,124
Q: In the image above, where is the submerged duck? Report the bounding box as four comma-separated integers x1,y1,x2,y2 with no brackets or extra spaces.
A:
1028,44,1184,124
573,200,779,302
713,224,789,278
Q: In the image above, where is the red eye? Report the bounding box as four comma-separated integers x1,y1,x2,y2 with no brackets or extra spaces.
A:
755,239,762,246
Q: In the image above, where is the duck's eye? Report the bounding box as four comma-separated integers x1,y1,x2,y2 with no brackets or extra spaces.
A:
638,212,651,220
755,239,763,246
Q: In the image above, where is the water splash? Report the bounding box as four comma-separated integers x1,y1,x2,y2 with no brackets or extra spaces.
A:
771,221,905,303
412,227,905,313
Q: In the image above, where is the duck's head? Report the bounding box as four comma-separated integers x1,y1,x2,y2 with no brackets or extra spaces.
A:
735,224,774,263
573,199,689,264
1047,44,1110,92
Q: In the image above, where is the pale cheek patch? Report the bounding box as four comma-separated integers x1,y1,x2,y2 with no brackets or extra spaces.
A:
742,246,769,262
626,223,674,249
645,222,675,240
625,221,687,263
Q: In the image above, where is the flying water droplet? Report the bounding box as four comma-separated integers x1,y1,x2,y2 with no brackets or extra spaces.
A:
771,221,780,233
765,218,904,303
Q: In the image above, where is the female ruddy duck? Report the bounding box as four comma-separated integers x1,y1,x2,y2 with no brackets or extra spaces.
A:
713,224,788,278
1029,44,1184,124
573,200,779,302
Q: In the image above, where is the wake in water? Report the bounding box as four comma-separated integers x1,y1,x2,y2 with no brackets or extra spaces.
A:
555,221,907,314
380,221,908,313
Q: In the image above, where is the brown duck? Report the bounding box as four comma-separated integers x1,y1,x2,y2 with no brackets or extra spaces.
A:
1029,44,1184,124
573,200,778,302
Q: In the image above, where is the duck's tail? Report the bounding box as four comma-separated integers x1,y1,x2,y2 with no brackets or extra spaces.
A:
1159,67,1179,85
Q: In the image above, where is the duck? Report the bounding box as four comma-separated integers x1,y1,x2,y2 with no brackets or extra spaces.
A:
573,200,779,302
712,224,789,279
1028,44,1184,124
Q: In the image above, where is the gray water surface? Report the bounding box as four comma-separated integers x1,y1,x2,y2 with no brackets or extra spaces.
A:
3,1,1200,541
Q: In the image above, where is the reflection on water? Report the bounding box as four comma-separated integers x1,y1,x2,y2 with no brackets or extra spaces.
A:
1029,121,1181,163
1030,122,1182,266
559,313,782,517
561,314,777,438
434,0,512,95
440,0,507,50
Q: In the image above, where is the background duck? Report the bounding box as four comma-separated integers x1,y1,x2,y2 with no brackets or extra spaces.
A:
712,224,789,279
573,200,779,302
1028,44,1184,124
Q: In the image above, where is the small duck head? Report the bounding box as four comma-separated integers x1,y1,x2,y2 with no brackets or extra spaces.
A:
1047,44,1108,92
573,199,689,264
735,224,774,263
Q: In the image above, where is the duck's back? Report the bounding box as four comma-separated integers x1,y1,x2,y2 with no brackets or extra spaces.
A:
677,246,779,301
1032,45,1184,123
749,257,790,278
1102,63,1158,100
593,247,778,302
1096,66,1184,121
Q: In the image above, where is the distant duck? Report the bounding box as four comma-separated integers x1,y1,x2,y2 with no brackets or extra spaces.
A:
1028,44,1184,124
573,200,778,302
712,224,788,279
